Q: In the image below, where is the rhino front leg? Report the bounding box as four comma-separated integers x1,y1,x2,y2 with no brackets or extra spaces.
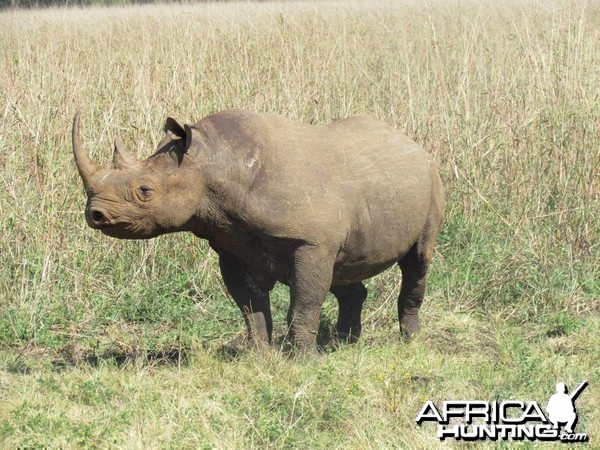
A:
218,251,274,348
330,282,367,343
287,245,335,354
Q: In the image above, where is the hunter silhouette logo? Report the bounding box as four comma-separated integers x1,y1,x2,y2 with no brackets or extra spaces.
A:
416,380,589,443
547,381,588,435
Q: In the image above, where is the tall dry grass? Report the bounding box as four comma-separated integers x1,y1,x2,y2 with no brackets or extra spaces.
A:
2,0,597,323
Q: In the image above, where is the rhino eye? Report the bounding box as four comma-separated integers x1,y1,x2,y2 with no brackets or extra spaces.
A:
138,185,153,198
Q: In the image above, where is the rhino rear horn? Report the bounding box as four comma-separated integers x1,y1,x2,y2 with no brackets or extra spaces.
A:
72,111,98,186
113,137,137,170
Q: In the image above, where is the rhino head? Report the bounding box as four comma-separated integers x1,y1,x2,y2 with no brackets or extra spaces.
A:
72,112,203,239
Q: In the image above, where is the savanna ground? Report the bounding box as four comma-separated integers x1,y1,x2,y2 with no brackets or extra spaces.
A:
0,0,598,448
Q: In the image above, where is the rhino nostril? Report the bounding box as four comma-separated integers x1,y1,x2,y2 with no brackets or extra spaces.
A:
90,209,107,225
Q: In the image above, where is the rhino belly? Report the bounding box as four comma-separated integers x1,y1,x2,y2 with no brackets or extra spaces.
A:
331,231,417,284
331,258,399,285
331,195,429,284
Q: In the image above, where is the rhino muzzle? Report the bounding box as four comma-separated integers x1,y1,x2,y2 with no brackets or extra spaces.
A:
85,205,134,238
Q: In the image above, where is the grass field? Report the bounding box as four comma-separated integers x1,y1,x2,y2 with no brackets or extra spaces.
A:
1,0,598,448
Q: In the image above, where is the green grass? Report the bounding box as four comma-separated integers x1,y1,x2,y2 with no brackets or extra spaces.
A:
1,0,598,447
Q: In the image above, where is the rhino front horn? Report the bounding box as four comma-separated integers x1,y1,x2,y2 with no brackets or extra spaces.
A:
72,111,98,186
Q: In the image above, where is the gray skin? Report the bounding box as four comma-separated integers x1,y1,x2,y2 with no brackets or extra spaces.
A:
72,109,444,354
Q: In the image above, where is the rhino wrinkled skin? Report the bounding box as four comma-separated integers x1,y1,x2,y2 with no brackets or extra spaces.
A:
72,109,444,354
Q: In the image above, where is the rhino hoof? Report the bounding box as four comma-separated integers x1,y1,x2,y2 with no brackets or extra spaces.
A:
335,332,361,345
400,317,421,342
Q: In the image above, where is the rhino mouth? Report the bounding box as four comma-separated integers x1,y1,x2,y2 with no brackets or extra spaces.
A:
89,219,130,235
91,219,136,239
94,221,127,231
98,223,133,239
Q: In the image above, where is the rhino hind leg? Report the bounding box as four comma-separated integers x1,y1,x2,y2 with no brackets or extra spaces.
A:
218,252,274,348
398,168,444,340
397,247,429,340
397,220,439,339
330,282,367,343
397,213,443,339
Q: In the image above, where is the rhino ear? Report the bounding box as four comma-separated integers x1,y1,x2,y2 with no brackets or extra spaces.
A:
164,117,195,156
183,124,194,154
164,117,186,140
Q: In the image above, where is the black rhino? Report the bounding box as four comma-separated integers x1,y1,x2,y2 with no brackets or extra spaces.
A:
73,109,444,354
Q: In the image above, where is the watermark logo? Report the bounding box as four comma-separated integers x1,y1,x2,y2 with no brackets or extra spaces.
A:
416,380,589,443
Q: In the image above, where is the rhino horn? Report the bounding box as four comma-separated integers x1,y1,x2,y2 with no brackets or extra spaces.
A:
113,136,137,170
72,111,98,187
